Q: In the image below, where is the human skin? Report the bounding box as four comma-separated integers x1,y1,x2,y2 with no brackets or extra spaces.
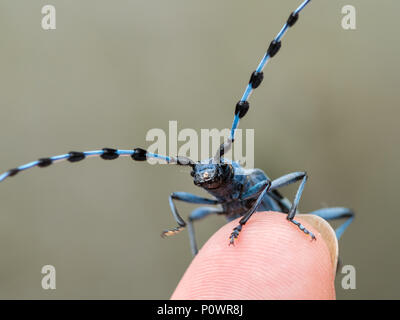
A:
171,211,338,300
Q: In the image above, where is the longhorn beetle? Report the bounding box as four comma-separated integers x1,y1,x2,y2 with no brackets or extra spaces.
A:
0,0,353,256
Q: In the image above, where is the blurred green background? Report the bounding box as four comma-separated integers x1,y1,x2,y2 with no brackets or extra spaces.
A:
0,0,398,299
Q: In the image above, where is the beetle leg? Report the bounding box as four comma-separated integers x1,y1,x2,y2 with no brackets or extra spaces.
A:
187,207,225,256
161,192,221,239
310,207,354,240
269,172,315,239
229,180,271,245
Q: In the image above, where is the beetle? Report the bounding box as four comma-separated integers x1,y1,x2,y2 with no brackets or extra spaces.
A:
0,0,353,256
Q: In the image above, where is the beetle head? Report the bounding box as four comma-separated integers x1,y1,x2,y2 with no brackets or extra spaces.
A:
191,162,233,189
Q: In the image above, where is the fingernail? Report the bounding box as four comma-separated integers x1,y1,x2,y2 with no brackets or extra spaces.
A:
298,214,339,275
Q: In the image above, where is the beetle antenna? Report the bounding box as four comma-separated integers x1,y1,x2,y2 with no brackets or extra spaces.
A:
0,148,194,183
215,0,312,161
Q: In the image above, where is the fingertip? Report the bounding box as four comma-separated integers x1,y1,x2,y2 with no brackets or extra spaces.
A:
171,212,336,300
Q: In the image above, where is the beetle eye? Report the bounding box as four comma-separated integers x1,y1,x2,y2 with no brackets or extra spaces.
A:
190,171,195,177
